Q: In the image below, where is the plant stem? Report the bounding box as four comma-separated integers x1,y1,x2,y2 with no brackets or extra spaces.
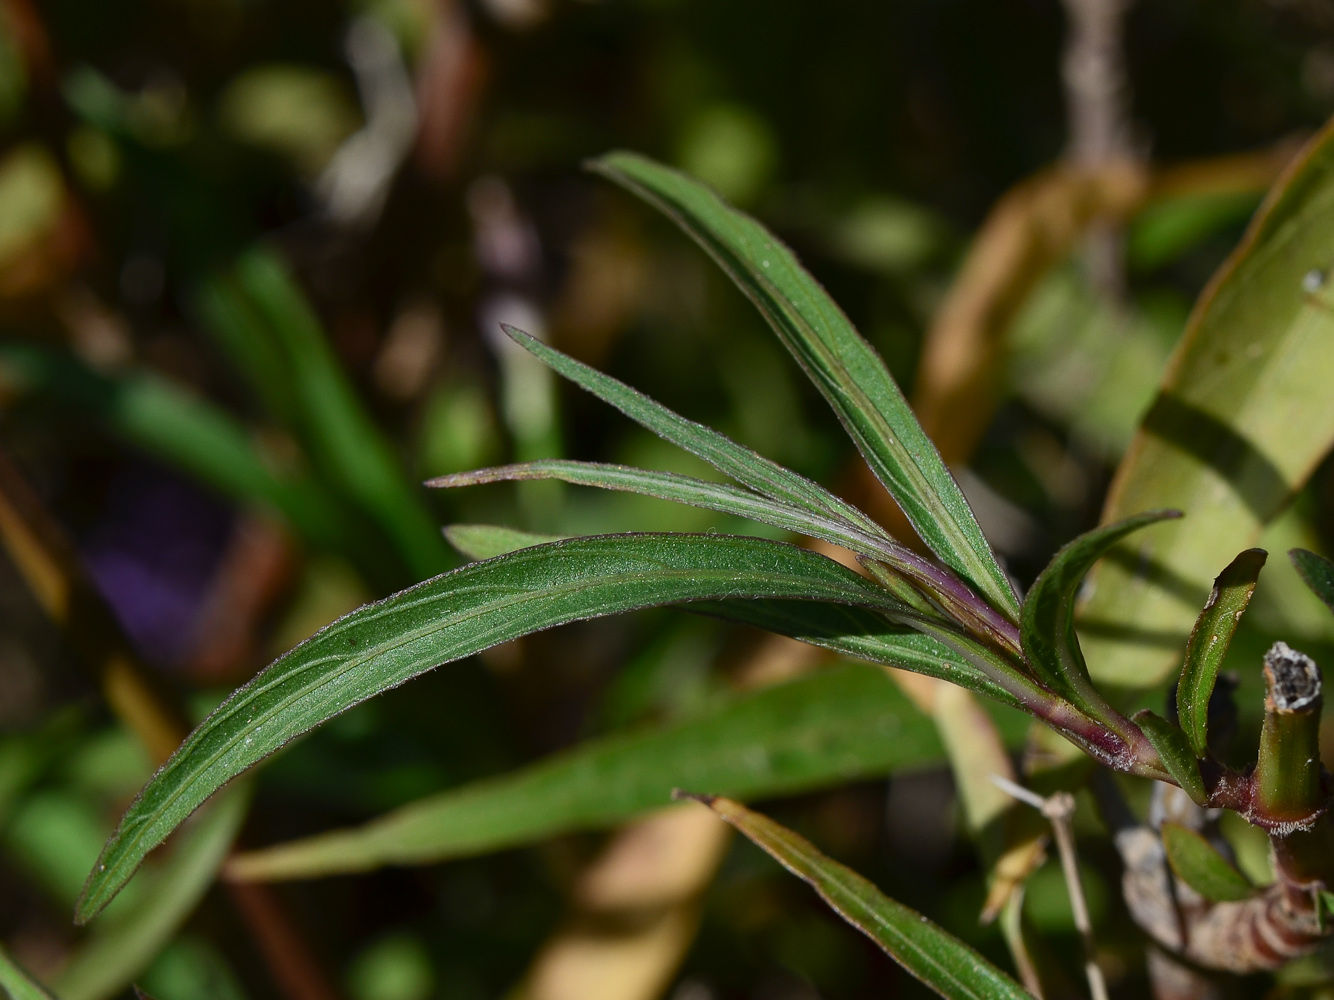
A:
1255,642,1324,825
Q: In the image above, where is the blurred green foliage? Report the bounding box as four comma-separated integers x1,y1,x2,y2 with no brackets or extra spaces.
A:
0,0,1332,998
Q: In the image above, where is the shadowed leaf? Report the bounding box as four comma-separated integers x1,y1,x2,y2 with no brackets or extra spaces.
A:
1177,549,1266,757
1162,822,1256,902
1082,118,1334,692
683,795,1034,1000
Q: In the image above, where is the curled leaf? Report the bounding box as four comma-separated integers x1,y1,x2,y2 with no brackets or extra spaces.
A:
1177,548,1266,758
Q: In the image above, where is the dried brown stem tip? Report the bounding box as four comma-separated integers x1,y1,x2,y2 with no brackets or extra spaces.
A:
1256,642,1326,830
1264,642,1322,712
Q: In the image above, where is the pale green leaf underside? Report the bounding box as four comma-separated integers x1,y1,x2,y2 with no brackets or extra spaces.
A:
1082,118,1334,691
591,151,1019,621
54,783,250,1000
226,663,959,881
695,796,1034,1000
78,533,919,921
443,523,564,561
1162,822,1256,903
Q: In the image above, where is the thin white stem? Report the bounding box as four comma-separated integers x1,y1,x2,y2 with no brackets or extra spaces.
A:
991,776,1110,1000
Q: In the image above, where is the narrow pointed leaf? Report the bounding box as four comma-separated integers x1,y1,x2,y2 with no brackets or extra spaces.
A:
1291,548,1334,614
432,460,910,565
78,533,911,921
684,795,1034,1000
54,784,250,1000
1161,822,1256,902
1134,711,1207,805
1177,548,1267,757
502,325,888,541
591,151,1019,620
443,524,563,561
503,328,1011,640
0,945,57,1000
226,663,957,880
1022,511,1179,727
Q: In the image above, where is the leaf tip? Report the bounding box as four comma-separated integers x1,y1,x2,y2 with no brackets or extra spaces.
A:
672,788,716,807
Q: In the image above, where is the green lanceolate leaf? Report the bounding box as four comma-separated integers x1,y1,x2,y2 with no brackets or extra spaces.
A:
1161,822,1256,902
1022,511,1179,728
443,524,563,561
225,663,955,880
1134,711,1207,805
591,151,1020,622
1081,117,1334,692
0,944,57,1000
683,795,1034,1000
431,460,918,566
502,326,889,542
1291,548,1334,614
77,533,913,922
1177,548,1267,758
53,784,250,1000
504,328,1006,635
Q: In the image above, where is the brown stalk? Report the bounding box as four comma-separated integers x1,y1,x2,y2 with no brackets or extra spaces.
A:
0,447,343,1000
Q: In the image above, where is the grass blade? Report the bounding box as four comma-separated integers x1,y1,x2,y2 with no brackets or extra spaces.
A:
203,250,453,582
1022,511,1179,730
1177,548,1267,757
591,151,1019,621
432,460,915,565
77,532,910,921
53,783,250,1000
0,944,57,1000
682,795,1034,1000
1161,822,1256,903
444,524,563,561
225,663,955,880
1133,711,1207,805
1291,548,1334,614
